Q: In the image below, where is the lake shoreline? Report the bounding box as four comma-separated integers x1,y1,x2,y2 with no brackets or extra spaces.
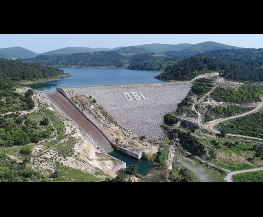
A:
20,73,71,85
27,68,163,93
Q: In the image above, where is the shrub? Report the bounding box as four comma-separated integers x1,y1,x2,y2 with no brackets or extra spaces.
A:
20,145,33,155
164,113,180,125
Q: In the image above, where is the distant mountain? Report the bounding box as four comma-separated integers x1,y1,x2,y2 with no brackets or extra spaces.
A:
11,41,246,68
0,49,15,59
113,42,241,57
113,43,194,56
115,46,151,55
93,48,113,51
177,41,242,56
19,41,244,68
136,43,194,53
110,46,125,51
0,41,244,60
20,51,131,68
127,42,245,71
41,47,97,55
0,47,38,59
197,47,263,63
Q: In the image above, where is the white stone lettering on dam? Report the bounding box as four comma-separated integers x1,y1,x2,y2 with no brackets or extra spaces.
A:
66,82,192,140
123,93,133,101
139,92,146,100
123,92,146,101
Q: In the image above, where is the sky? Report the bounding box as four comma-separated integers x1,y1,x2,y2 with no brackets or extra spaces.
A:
0,34,263,54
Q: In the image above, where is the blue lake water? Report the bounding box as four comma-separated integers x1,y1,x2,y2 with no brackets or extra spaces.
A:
28,67,163,175
27,67,165,93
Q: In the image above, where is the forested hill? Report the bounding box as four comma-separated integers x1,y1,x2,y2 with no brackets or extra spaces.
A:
127,42,243,71
0,58,66,82
21,51,130,68
177,41,241,56
20,51,159,68
135,43,194,53
197,48,263,65
41,47,97,55
155,56,263,82
0,47,38,59
114,46,151,55
16,41,242,68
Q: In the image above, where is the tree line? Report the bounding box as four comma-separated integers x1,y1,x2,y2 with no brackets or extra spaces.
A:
0,58,67,82
155,56,263,82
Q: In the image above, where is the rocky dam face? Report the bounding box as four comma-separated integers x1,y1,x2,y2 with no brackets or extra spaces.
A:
63,81,192,140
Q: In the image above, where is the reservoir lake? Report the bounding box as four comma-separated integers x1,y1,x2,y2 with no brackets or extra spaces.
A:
28,67,165,93
28,67,166,175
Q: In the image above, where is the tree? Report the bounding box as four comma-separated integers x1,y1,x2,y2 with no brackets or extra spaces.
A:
40,117,49,126
25,89,33,98
218,130,226,138
20,145,33,155
129,164,139,175
164,113,180,125
108,169,127,182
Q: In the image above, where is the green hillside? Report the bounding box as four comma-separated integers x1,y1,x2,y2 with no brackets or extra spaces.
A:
116,42,242,58
136,43,193,53
155,55,263,82
18,41,245,68
0,47,38,59
2,47,38,59
0,57,67,82
115,43,194,55
41,47,97,55
93,48,112,51
20,51,130,68
127,42,245,71
178,41,242,56
0,49,15,59
115,46,151,55
197,48,263,64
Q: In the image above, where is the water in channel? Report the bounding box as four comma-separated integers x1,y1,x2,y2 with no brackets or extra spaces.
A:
109,151,154,176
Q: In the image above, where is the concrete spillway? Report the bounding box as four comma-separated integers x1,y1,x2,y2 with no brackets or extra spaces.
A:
47,92,114,153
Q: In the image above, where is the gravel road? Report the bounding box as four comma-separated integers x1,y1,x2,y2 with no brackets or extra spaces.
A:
203,99,263,134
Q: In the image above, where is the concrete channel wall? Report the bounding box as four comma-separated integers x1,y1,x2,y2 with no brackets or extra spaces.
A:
116,146,142,159
56,88,143,160
111,156,127,172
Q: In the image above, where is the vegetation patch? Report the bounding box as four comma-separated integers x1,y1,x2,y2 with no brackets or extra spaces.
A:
204,105,253,122
211,85,263,104
191,78,214,97
232,170,263,182
0,153,49,182
51,162,101,182
218,109,263,139
164,113,180,125
215,162,255,171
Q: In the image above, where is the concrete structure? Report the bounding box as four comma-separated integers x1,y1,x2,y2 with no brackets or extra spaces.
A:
116,146,142,159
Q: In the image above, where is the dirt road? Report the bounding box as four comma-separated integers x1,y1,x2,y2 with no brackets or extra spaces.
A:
203,99,263,134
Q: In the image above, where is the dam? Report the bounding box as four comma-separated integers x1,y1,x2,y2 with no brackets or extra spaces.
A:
62,81,192,140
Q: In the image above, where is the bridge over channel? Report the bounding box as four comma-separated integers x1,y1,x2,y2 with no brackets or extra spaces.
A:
46,91,114,153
